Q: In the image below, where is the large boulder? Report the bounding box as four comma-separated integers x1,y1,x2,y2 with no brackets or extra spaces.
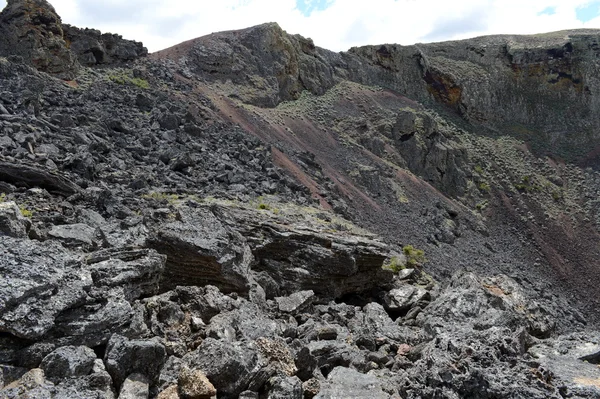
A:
0,237,165,343
222,205,393,299
147,206,253,294
183,338,263,398
315,367,389,399
104,334,166,390
0,201,29,238
39,345,97,383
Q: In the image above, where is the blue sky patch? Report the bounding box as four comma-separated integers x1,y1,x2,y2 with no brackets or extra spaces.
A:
576,2,600,23
537,6,556,16
296,0,333,17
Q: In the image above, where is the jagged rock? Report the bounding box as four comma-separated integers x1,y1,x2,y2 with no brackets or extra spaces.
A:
48,223,105,250
302,378,320,399
275,290,315,313
224,206,392,298
183,338,261,398
147,206,253,294
383,285,429,312
0,237,89,339
0,3,600,398
39,345,96,383
0,162,80,196
255,337,297,377
0,368,54,398
314,367,389,399
529,333,600,398
0,0,78,78
157,385,179,399
0,201,29,238
85,248,166,302
265,375,302,399
206,303,280,342
63,25,147,66
118,373,150,399
104,335,167,390
178,367,216,399
159,23,339,107
317,326,338,341
0,365,27,388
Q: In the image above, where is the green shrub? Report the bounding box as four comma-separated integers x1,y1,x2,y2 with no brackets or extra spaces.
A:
383,256,405,273
403,245,427,268
109,73,149,89
0,193,5,202
478,182,491,192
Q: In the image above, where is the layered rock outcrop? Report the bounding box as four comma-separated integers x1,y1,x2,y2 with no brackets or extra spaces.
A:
0,0,78,78
0,0,146,80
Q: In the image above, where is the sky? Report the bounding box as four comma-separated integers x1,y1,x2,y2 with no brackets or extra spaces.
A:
2,0,600,52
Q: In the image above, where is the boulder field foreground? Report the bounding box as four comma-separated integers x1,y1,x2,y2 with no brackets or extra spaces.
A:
1,0,600,398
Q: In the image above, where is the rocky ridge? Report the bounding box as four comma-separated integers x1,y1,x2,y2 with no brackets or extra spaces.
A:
0,1,599,398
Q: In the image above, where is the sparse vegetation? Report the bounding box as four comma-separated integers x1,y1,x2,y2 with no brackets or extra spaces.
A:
514,175,540,192
258,202,271,210
383,256,405,273
19,206,33,218
109,73,150,89
403,245,427,268
551,189,564,202
143,192,179,204
476,200,488,212
478,182,491,193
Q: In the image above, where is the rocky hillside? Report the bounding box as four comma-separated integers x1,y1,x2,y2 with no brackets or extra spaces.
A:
0,1,599,398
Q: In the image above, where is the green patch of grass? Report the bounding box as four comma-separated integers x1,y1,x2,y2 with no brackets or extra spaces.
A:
109,73,150,89
478,182,491,193
474,165,484,174
19,206,33,218
403,245,427,268
0,193,5,202
130,77,150,89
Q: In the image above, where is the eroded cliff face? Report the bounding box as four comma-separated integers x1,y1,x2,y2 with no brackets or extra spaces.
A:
156,24,600,167
353,31,600,167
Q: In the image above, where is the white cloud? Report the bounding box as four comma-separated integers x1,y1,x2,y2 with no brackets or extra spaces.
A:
1,0,599,52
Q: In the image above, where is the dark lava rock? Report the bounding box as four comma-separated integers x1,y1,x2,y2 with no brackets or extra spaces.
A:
0,0,78,79
63,25,147,66
39,345,96,383
104,334,166,390
315,366,389,399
